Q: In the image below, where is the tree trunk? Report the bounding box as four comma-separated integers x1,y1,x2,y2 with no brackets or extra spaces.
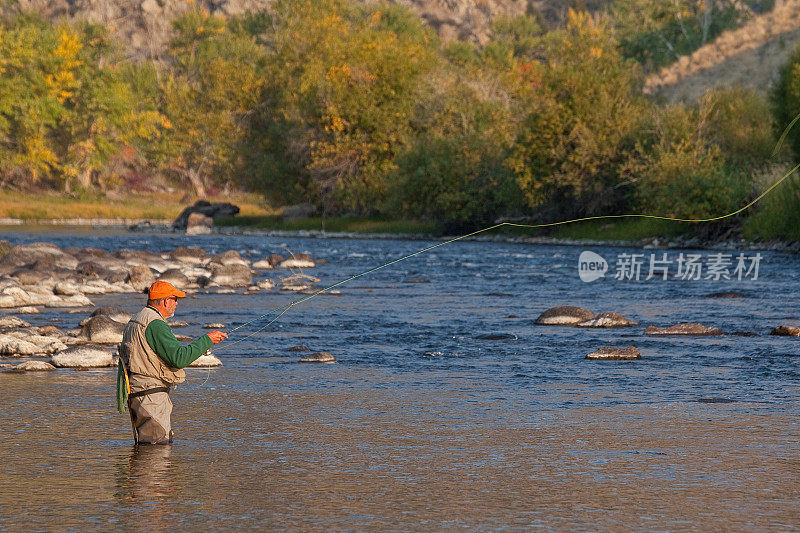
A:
186,168,207,198
701,0,714,44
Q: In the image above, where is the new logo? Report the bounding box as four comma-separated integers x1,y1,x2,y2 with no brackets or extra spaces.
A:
578,251,608,283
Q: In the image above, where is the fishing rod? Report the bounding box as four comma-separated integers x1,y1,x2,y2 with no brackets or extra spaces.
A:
209,115,800,355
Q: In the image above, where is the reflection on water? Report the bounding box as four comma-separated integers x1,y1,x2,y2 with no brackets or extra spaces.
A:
0,230,798,529
115,445,175,504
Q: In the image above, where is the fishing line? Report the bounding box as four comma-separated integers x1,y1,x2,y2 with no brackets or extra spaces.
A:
210,120,800,355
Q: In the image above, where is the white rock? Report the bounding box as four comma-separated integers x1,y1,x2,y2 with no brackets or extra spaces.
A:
0,316,31,328
256,279,275,290
0,334,42,355
50,345,115,368
203,323,226,329
4,331,66,353
188,352,223,367
53,282,82,296
46,294,94,308
6,360,56,372
252,260,274,269
279,258,316,269
16,306,40,314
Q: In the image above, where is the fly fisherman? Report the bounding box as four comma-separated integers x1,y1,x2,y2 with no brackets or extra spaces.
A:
116,280,227,444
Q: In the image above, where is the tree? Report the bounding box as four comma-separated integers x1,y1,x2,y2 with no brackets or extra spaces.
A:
159,9,266,197
506,9,647,218
246,0,438,213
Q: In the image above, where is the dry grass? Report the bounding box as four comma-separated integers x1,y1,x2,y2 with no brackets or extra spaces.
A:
0,190,272,221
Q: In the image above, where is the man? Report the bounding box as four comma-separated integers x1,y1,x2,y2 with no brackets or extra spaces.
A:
117,280,227,444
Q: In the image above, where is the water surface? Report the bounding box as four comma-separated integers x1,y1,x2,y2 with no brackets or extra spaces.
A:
0,230,798,530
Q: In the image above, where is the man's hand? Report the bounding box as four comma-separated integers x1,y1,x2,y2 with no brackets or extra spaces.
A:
207,330,228,344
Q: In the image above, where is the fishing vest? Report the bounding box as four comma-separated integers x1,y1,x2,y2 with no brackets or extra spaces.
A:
119,306,185,386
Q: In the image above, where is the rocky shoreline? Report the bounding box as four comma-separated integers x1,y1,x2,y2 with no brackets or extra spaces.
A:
0,241,329,373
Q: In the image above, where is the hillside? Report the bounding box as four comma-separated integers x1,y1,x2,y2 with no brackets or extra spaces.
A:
644,0,800,102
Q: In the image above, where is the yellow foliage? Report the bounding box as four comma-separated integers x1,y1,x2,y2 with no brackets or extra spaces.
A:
589,46,603,58
54,29,83,69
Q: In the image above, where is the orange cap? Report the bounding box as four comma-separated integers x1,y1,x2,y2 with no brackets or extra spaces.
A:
148,280,186,300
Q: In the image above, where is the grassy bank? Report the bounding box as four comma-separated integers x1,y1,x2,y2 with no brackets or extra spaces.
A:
217,213,696,241
0,190,271,221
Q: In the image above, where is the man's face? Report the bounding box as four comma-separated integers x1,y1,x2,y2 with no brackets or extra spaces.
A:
165,296,179,318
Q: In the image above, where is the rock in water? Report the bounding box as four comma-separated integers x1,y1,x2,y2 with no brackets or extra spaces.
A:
278,253,315,269
299,351,336,363
770,325,800,336
185,212,213,235
188,351,222,367
0,334,44,356
51,345,114,367
79,315,125,344
535,306,595,325
127,265,155,292
6,360,56,372
209,263,252,287
158,269,190,289
88,306,131,324
288,345,311,352
586,346,641,360
644,323,724,336
203,323,225,329
577,312,639,328
0,315,31,328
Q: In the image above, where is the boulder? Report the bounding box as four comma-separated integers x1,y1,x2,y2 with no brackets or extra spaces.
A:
50,345,115,368
209,263,252,287
3,331,66,354
535,306,595,325
0,334,43,355
5,360,56,372
280,274,318,292
53,282,83,296
87,307,131,324
299,351,336,363
79,315,126,344
158,268,190,289
185,212,213,235
16,306,40,314
770,325,800,336
0,316,31,328
256,278,275,290
0,243,78,271
188,352,222,367
267,254,284,267
586,346,642,360
170,246,210,265
47,294,94,308
172,201,240,230
0,286,60,307
278,253,315,269
203,323,225,329
127,264,155,292
644,323,724,336
252,259,274,269
211,250,249,266
577,312,639,328
288,345,311,352
167,320,189,328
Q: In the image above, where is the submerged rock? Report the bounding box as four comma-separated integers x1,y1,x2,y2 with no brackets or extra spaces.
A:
586,346,641,360
50,345,115,368
706,291,746,298
535,306,595,325
645,323,724,336
299,351,336,363
404,276,430,283
5,360,56,372
577,312,639,328
288,345,311,352
203,323,225,329
770,325,800,336
475,333,517,340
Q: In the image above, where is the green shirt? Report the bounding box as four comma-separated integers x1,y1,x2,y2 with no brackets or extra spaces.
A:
116,317,213,413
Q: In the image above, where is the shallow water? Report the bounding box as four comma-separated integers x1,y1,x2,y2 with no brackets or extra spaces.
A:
0,230,798,530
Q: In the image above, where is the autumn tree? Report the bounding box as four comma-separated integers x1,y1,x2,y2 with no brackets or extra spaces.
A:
246,0,438,214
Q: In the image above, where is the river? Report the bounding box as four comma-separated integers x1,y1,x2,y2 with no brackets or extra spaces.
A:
0,229,798,530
